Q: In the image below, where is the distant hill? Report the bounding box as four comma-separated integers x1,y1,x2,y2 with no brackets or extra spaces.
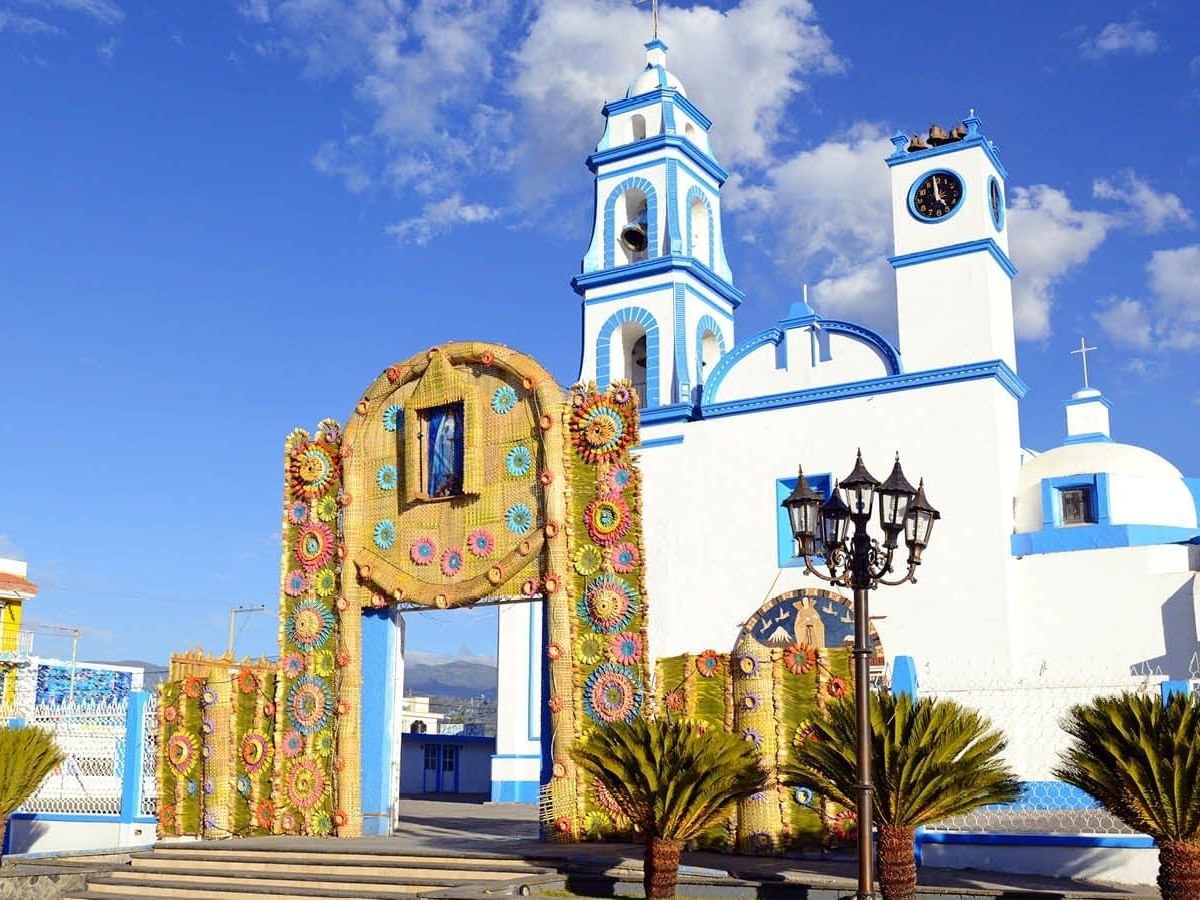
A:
404,660,497,699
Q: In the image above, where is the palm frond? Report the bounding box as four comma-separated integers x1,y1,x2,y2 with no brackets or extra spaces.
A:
0,726,66,817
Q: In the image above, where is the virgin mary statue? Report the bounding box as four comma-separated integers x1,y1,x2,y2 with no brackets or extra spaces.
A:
429,406,461,497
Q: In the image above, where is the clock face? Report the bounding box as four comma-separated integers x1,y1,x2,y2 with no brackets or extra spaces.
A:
988,177,1004,230
911,171,963,220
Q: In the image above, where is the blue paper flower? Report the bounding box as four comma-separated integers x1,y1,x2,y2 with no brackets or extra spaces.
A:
506,445,532,477
505,503,533,534
376,464,398,491
492,385,517,414
237,775,251,796
382,404,402,432
373,519,396,550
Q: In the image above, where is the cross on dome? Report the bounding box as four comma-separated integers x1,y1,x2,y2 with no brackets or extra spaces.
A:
1070,337,1098,389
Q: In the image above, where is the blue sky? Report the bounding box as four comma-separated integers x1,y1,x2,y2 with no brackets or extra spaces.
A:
2,0,1197,667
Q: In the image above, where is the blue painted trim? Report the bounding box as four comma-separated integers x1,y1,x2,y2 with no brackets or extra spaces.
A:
988,175,1005,232
891,656,918,699
605,90,712,131
403,733,494,744
1162,680,1191,701
919,831,1154,850
1012,524,1200,556
702,359,1023,419
886,134,1009,181
490,779,539,804
889,237,1017,279
595,306,660,408
702,328,787,404
120,691,148,820
7,812,133,823
638,402,692,425
581,283,735,322
603,176,658,269
637,435,684,449
906,166,968,225
661,96,677,135
685,185,715,269
1063,432,1113,445
360,607,397,836
694,314,726,388
573,255,744,309
589,135,728,186
527,600,540,743
645,38,668,52
597,157,720,196
491,753,541,760
1040,473,1111,530
673,284,688,399
776,474,831,567
665,161,681,253
1064,393,1112,409
821,319,903,374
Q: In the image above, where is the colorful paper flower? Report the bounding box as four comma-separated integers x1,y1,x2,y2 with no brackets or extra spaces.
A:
831,809,857,839
578,573,639,634
264,701,276,717
663,690,684,712
284,569,309,597
609,631,642,666
316,495,338,522
547,695,563,713
241,731,271,774
794,786,814,806
539,469,553,486
334,810,349,828
695,650,722,678
594,779,622,819
281,730,304,758
583,663,642,724
506,445,533,477
288,599,334,651
201,717,214,735
585,495,630,546
521,577,540,597
410,536,436,565
440,548,464,578
546,642,563,660
158,803,175,829
236,668,258,695
784,642,817,675
742,693,760,711
609,542,639,573
505,502,533,534
314,568,337,597
314,730,334,757
166,733,197,775
313,649,335,678
376,464,398,491
605,464,632,493
288,675,333,735
491,385,517,414
280,653,305,677
289,440,339,499
280,812,297,833
741,727,762,749
575,632,606,666
309,810,333,836
466,529,494,558
183,676,204,699
573,543,603,577
583,810,610,839
201,687,217,707
570,395,635,463
236,775,251,797
286,758,327,811
287,500,310,524
186,779,197,796
827,676,848,698
611,383,633,406
737,655,758,676
163,706,178,723
382,404,402,432
295,522,335,570
793,721,818,747
373,519,396,550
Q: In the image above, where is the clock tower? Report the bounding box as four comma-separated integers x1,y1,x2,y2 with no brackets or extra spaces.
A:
887,112,1017,372
572,39,740,411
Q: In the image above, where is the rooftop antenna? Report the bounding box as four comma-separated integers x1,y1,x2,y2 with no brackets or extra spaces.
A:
1070,337,1097,389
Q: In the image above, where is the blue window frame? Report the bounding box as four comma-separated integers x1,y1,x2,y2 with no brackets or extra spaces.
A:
1040,474,1111,530
775,473,832,568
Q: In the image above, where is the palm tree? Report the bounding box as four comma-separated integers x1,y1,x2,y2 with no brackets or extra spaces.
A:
0,726,66,859
783,690,1019,900
1054,691,1200,900
571,716,767,898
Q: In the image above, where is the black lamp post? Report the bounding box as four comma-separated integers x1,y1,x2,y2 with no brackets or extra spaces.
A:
782,451,939,900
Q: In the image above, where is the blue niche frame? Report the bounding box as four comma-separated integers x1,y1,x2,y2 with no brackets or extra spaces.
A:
595,306,661,408
694,314,726,388
603,176,659,269
775,473,832,568
988,175,1005,232
907,166,968,225
684,185,715,267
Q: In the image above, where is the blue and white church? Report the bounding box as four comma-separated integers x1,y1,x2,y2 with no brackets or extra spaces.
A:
490,36,1200,879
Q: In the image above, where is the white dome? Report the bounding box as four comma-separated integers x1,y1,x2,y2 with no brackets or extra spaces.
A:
626,63,687,98
1014,441,1198,533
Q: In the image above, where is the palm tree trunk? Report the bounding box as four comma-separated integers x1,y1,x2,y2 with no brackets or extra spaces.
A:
644,836,682,898
1158,840,1200,900
876,824,917,900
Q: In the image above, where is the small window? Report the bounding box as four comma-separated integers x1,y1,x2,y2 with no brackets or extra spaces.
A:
1061,488,1095,525
423,745,438,770
410,720,427,734
442,746,457,772
631,114,647,142
421,403,464,498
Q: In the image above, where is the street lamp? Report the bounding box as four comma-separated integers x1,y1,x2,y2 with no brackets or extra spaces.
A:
782,451,939,900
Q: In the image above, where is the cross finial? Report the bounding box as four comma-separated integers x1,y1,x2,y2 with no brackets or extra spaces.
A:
636,0,659,39
1070,337,1098,389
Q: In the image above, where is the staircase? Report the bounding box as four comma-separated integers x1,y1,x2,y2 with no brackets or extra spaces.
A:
62,842,561,899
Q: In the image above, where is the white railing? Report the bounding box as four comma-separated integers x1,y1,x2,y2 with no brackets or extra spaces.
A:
17,700,129,816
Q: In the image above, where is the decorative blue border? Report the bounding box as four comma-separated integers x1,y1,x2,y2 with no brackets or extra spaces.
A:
907,167,967,224
603,176,658,269
1040,473,1111,530
685,185,714,267
888,237,1017,279
673,284,688,399
919,831,1155,850
604,89,713,131
637,434,684,449
665,161,681,253
596,306,660,407
775,474,831,567
1063,432,1113,445
639,402,692,426
1011,524,1200,556
572,255,744,309
694,314,726,387
582,283,734,323
988,175,1005,232
589,135,728,186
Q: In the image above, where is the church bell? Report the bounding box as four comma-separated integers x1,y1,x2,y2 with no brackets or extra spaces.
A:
620,205,649,255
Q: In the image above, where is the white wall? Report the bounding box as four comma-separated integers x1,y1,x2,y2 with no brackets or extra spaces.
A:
5,817,154,855
920,842,1158,887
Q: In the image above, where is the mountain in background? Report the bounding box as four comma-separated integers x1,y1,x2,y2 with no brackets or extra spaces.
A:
404,660,497,700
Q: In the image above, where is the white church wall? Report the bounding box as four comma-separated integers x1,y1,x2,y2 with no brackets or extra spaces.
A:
492,600,541,803
920,843,1159,887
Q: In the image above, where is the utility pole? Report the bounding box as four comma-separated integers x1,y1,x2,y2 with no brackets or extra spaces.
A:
227,605,267,658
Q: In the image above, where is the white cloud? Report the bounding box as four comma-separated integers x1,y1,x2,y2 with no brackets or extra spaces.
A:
1079,20,1161,58
1093,170,1193,233
386,193,500,245
1094,244,1200,352
0,533,25,561
0,10,58,32
1007,185,1113,340
313,137,372,194
96,34,115,59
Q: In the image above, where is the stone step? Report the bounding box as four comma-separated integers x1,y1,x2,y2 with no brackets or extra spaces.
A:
103,866,444,893
130,849,547,878
69,875,429,900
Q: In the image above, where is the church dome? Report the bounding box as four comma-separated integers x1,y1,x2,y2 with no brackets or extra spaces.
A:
626,39,687,98
1014,441,1198,533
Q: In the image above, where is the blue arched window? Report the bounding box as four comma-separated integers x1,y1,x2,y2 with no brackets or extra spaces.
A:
603,177,658,268
685,186,714,268
694,315,726,387
596,307,660,408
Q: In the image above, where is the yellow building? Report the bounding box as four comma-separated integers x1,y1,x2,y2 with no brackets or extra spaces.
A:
0,557,36,706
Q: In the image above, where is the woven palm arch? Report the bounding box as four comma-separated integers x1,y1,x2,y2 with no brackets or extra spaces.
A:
156,340,653,839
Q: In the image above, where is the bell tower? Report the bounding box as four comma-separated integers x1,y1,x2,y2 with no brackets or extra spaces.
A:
572,39,741,410
886,112,1017,372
